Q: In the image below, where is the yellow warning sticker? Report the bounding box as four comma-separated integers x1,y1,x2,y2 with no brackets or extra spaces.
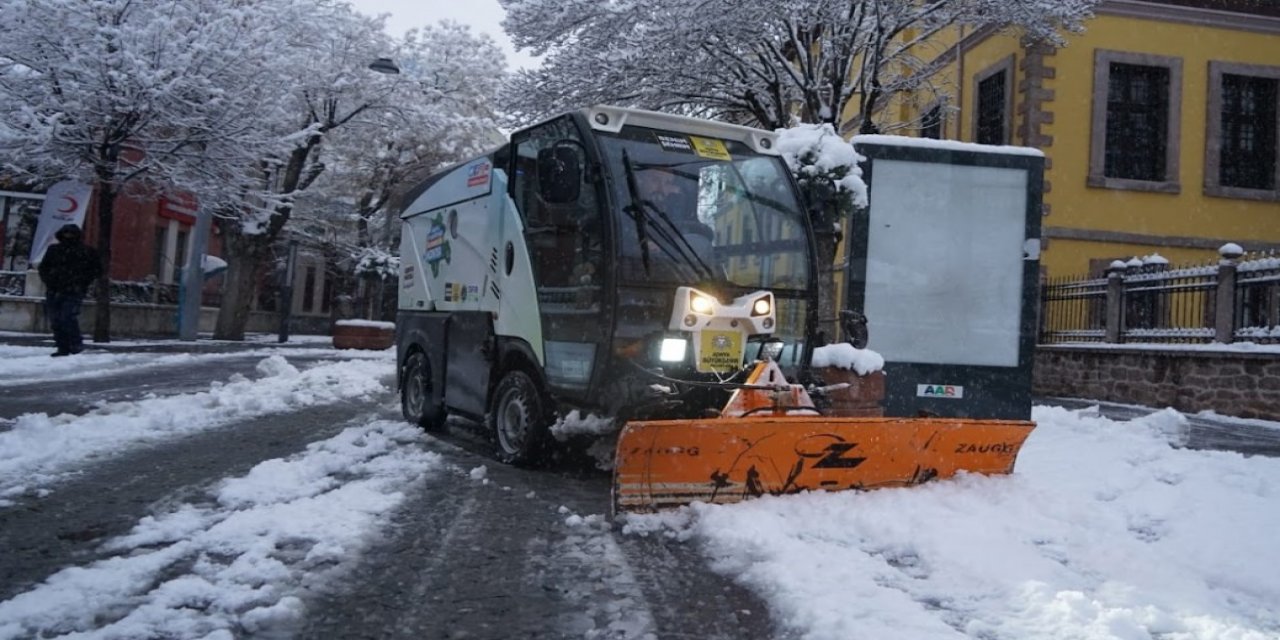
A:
697,330,744,373
689,136,732,161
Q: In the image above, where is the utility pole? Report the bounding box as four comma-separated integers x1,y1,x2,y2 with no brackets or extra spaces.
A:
278,239,299,343
178,207,212,341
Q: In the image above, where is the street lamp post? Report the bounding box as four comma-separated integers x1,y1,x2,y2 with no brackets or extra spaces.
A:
177,206,212,341
277,239,299,343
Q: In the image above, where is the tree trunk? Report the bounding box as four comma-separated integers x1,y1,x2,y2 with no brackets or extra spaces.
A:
213,229,268,340
91,179,117,343
814,230,840,345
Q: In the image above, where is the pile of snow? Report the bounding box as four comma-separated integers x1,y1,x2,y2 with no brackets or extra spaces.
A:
776,123,868,208
0,354,392,505
0,346,235,387
810,343,884,375
0,420,442,639
549,410,616,440
623,405,1280,639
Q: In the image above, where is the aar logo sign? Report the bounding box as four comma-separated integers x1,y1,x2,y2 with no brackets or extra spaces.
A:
916,384,965,399
424,212,452,277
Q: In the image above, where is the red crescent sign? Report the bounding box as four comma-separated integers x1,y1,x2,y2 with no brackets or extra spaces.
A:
58,195,78,213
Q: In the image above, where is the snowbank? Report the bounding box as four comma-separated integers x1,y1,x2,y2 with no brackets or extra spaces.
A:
624,405,1280,639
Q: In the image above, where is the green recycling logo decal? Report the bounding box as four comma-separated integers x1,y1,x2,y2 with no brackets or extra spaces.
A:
424,211,452,277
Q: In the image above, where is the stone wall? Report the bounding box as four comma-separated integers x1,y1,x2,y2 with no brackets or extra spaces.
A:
1034,346,1280,421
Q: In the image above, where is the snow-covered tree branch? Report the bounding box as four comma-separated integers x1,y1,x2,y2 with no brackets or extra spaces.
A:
500,0,1098,131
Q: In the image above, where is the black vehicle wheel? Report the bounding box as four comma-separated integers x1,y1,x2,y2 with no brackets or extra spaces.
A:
487,369,550,466
402,351,446,431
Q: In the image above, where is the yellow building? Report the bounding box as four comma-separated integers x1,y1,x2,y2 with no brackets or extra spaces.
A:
848,0,1280,278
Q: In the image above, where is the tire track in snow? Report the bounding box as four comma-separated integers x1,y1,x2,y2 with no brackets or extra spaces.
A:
0,355,392,505
0,402,392,603
0,419,443,640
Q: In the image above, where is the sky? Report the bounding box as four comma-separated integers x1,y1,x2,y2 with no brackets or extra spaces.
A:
347,0,538,71
0,344,1277,637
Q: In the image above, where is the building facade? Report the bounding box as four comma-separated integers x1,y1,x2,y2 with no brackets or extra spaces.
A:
854,0,1280,278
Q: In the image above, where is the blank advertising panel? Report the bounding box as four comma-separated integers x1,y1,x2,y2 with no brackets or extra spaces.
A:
863,160,1027,367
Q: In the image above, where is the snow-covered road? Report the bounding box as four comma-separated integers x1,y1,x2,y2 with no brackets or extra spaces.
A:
0,354,392,506
0,343,1277,639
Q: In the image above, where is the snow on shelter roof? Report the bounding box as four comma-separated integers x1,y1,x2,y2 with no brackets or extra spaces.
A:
852,134,1045,157
582,105,779,156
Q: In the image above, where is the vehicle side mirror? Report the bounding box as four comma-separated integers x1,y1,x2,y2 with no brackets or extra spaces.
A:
537,146,582,204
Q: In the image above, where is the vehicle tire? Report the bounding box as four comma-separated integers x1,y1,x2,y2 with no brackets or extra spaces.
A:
402,351,446,431
487,369,550,466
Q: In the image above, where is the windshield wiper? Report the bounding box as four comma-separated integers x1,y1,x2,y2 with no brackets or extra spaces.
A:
621,150,653,276
620,153,718,281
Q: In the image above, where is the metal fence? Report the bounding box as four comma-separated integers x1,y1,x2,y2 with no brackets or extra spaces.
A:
0,270,24,296
0,273,222,307
1041,248,1279,345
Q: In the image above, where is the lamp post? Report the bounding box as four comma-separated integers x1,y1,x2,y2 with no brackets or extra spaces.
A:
277,239,299,343
177,206,212,341
369,57,400,75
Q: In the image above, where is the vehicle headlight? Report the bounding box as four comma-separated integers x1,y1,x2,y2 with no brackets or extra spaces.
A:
690,294,715,315
659,338,688,362
752,297,772,316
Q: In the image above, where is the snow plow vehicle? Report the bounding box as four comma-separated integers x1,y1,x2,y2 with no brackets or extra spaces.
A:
395,106,1035,513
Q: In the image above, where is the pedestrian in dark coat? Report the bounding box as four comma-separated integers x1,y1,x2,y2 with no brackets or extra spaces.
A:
37,224,102,356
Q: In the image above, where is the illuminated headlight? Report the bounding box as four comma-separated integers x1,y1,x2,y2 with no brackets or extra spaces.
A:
752,297,772,316
659,338,688,362
690,294,715,315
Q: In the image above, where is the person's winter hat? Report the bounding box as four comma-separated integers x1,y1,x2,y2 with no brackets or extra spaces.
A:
54,224,83,243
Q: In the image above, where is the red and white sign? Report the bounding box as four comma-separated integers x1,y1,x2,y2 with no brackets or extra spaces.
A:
29,180,93,264
466,161,491,187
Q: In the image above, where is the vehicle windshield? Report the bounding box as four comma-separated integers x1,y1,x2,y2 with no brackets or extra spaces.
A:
598,127,812,293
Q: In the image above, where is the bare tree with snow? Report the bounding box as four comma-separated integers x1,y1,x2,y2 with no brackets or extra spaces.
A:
500,0,1097,132
501,0,1095,337
0,0,292,342
209,14,506,339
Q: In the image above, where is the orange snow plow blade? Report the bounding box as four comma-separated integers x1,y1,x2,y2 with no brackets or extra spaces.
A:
613,415,1035,514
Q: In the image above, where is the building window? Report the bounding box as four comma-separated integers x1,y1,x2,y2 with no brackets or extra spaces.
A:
973,56,1013,146
174,230,188,278
920,105,943,140
1,195,41,271
302,265,317,312
1088,50,1182,193
152,227,167,280
1106,64,1169,181
1205,61,1280,201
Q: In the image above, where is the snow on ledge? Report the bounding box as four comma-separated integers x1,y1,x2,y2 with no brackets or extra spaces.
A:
334,319,395,330
853,134,1045,157
810,344,885,375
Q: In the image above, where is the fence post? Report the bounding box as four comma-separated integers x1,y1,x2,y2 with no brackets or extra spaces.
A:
1215,243,1243,344
1105,261,1126,343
